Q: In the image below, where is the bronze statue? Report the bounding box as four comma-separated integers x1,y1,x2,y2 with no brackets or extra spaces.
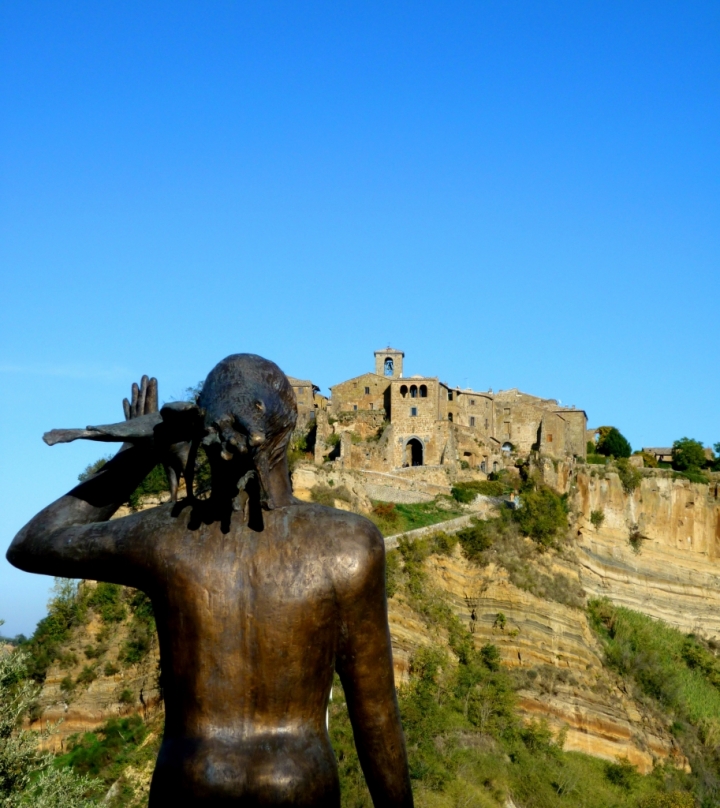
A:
7,355,414,807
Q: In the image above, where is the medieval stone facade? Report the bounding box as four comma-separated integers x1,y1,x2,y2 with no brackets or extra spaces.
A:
292,348,587,474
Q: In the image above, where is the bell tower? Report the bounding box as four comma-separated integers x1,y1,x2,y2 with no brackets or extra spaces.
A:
374,347,404,379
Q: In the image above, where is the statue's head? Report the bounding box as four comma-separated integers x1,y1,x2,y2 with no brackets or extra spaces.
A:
197,354,297,508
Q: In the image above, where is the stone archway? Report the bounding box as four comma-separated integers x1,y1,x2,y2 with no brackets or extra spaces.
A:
406,438,423,467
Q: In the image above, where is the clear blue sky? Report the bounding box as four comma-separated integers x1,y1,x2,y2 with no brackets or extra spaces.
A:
1,1,718,636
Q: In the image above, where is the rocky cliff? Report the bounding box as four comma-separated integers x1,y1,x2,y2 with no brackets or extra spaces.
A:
573,466,720,638
26,463,720,779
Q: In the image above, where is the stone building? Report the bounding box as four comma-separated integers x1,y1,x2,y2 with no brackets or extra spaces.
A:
286,376,327,430
314,348,587,473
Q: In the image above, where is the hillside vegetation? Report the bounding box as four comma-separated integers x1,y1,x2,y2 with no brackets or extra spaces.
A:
4,464,720,806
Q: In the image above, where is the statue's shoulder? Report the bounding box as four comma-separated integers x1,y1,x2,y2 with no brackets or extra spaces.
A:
287,502,385,574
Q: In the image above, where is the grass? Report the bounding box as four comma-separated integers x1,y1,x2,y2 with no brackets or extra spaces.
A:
589,598,720,805
368,498,464,536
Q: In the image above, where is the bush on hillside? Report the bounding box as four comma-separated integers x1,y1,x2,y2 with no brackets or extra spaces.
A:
513,482,568,546
616,458,642,493
0,635,99,806
596,427,632,458
671,438,707,472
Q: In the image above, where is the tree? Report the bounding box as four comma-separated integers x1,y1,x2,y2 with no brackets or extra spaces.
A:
671,438,706,472
0,622,98,807
596,427,631,458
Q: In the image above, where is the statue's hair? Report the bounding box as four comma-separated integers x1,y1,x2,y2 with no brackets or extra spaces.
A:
198,354,297,472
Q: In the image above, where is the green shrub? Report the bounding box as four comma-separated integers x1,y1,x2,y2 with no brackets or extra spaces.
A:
586,454,606,464
590,509,605,530
513,483,568,546
671,438,707,471
59,715,147,784
605,758,639,790
23,579,88,683
456,519,497,561
311,485,338,507
127,463,170,510
428,530,457,555
78,456,111,482
86,582,126,624
118,689,134,705
326,432,341,447
385,549,400,598
616,458,642,493
674,468,709,485
596,427,632,458
76,665,97,686
641,451,659,468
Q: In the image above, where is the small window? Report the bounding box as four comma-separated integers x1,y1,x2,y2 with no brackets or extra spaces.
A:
470,399,475,406
410,407,418,417
353,405,358,411
504,407,510,416
400,385,408,398
448,390,453,401
370,402,374,410
470,416,475,427
410,385,418,398
364,387,370,395
480,461,486,472
420,385,427,398
547,434,553,443
448,412,453,422
384,357,394,376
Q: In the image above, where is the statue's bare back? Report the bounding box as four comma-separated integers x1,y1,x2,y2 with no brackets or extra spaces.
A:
7,357,413,807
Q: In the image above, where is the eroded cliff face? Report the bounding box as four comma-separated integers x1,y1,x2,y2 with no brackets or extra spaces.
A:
29,595,161,751
573,467,720,638
28,464,720,775
387,548,684,774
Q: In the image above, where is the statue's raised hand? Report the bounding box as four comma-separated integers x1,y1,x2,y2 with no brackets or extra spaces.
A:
122,375,196,502
123,375,159,421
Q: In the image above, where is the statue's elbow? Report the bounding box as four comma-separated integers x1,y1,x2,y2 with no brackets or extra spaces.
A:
6,528,39,572
6,541,25,570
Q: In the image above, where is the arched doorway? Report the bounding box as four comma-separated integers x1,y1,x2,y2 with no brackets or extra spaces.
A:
406,438,423,467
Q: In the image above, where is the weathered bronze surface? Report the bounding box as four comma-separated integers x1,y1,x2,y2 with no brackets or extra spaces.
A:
7,355,414,807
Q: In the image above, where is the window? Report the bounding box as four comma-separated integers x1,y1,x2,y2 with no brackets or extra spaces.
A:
364,386,370,395
470,416,475,427
547,434,553,443
410,385,418,398
400,385,408,398
410,407,418,417
448,412,453,422
485,419,489,429
353,405,358,411
504,421,511,436
504,408,510,416
448,390,453,401
470,399,475,406
420,385,427,398
384,357,394,376
369,403,374,410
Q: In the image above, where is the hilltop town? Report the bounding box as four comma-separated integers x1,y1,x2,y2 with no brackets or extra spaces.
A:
289,347,588,475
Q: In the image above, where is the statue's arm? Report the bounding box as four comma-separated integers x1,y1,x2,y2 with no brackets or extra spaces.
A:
336,523,414,808
6,442,159,584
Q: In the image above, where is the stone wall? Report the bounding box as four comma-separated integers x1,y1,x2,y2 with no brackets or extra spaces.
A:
330,373,389,415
